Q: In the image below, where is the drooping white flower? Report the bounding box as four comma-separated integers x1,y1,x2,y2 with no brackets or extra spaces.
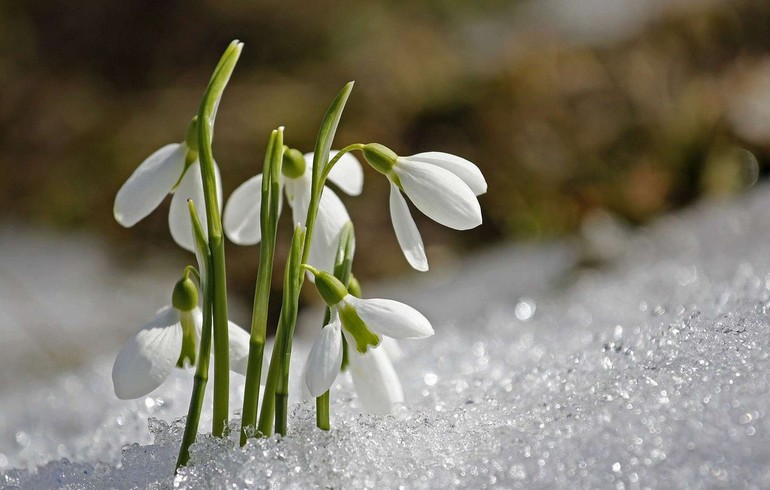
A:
223,150,362,274
111,293,250,400
348,342,404,415
303,311,345,397
363,144,487,272
303,270,433,401
113,119,222,252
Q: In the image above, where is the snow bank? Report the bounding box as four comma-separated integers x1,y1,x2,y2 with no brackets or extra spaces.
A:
4,184,770,488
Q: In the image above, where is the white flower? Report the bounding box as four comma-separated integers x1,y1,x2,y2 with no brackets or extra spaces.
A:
303,310,345,398
223,151,362,274
113,140,222,253
303,292,433,400
363,145,487,272
348,341,404,415
111,305,250,400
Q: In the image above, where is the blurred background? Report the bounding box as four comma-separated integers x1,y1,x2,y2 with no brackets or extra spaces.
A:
2,0,770,319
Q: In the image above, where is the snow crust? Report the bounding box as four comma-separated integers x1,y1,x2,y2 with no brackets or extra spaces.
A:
4,184,770,488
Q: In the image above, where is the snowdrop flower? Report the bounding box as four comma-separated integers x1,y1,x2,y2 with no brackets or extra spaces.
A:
362,144,487,271
223,149,362,274
346,337,405,415
113,117,222,252
111,275,250,400
303,269,433,402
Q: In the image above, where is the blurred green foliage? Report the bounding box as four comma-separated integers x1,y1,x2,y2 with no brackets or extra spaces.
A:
2,0,770,299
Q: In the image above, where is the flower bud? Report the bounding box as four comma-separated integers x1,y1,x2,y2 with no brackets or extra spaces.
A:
282,147,306,179
172,276,199,311
363,143,398,175
313,270,348,306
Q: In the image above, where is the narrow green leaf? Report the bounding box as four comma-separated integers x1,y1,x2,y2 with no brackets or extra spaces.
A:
312,82,354,190
275,224,306,435
241,127,284,446
201,40,244,126
195,40,242,437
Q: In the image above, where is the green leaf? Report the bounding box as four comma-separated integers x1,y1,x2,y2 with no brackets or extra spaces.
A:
312,82,354,187
200,40,244,126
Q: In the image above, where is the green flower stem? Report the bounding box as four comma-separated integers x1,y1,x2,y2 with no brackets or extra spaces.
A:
315,298,334,431
316,221,355,430
256,310,284,436
197,40,243,437
306,83,354,267
274,225,305,436
315,391,331,430
177,201,213,469
182,265,201,285
321,143,364,182
257,82,354,436
240,127,283,446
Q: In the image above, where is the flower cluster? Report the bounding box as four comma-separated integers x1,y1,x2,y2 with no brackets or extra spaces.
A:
302,268,433,412
109,40,486,467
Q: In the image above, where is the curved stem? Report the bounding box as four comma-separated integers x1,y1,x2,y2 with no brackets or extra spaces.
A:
183,265,201,285
196,40,243,437
321,143,364,182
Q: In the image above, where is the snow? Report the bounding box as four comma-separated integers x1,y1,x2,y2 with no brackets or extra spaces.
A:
4,183,770,488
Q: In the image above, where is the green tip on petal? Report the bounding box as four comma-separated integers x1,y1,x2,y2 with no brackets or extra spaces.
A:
172,276,199,311
338,304,380,353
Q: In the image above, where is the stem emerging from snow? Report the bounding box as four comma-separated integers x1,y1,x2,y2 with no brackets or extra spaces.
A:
196,40,242,436
240,128,283,445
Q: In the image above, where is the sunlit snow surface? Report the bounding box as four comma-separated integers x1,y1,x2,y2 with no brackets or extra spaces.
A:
5,185,770,488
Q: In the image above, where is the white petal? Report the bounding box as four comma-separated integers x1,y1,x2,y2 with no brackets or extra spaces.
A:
304,319,343,397
389,183,428,272
394,160,482,230
287,177,351,279
169,162,223,252
348,346,403,415
306,187,351,274
406,152,487,196
345,296,434,339
380,337,403,361
223,174,264,245
326,151,364,196
112,306,183,399
114,143,186,227
190,309,259,379
286,174,311,227
227,320,252,376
